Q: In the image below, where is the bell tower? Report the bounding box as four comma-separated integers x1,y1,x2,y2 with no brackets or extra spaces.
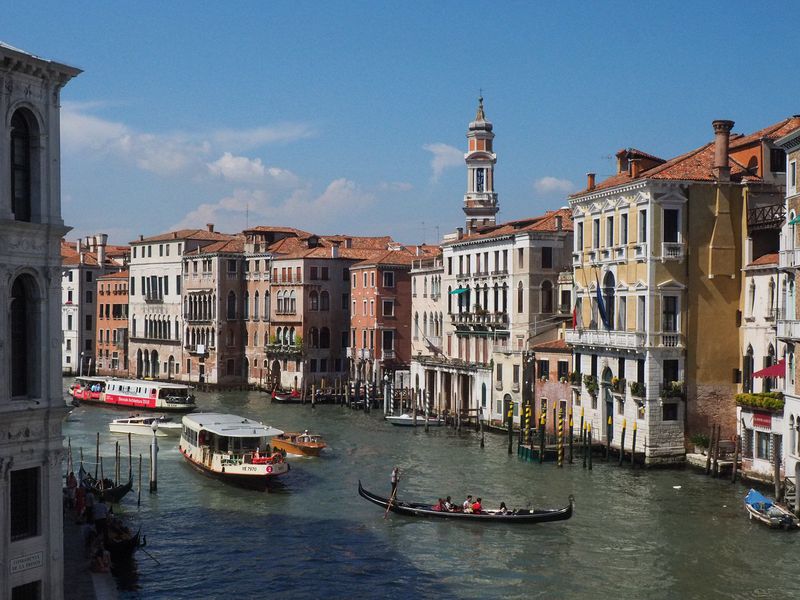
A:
463,96,498,232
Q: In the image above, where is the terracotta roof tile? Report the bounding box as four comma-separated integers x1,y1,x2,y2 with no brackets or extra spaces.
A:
98,269,129,280
186,237,245,255
531,338,571,352
132,229,234,244
747,252,779,267
730,117,800,149
455,208,573,243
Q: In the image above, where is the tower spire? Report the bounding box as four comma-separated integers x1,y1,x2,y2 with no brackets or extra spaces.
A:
463,96,498,232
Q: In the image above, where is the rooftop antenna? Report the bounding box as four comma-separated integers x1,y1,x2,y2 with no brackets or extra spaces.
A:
246,202,249,229
421,221,426,245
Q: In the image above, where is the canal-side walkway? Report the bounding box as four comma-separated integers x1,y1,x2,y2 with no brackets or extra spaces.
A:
63,516,117,600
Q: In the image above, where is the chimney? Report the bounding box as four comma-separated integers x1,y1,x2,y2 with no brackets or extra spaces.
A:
139,234,144,241
91,235,98,251
206,223,215,232
712,119,735,182
555,215,563,231
587,172,596,191
344,237,352,249
456,227,464,240
172,232,178,239
84,236,91,251
629,158,641,179
745,237,753,265
331,241,340,258
97,233,108,265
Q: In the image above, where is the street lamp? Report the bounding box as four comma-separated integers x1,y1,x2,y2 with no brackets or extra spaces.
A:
79,351,85,377
383,373,390,415
149,419,159,492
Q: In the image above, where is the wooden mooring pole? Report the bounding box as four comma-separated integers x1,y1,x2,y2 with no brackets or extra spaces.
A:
618,419,626,467
631,421,637,467
538,414,546,464
588,423,593,470
582,424,587,469
731,434,740,484
712,424,721,478
705,424,715,476
568,409,574,464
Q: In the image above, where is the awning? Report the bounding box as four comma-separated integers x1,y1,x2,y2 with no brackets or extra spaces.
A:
753,359,785,379
790,216,800,225
449,287,469,295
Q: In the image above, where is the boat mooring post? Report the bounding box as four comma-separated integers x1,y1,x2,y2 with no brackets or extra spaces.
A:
311,384,316,410
618,419,626,467
95,432,100,480
412,389,417,428
588,423,593,470
479,407,485,448
557,409,563,468
795,461,800,515
731,434,740,483
705,424,715,475
773,432,782,500
631,421,637,467
425,390,431,433
138,453,142,507
712,424,721,478
568,409,574,464
582,424,587,469
538,413,546,464
149,420,159,493
507,402,513,455
605,416,612,461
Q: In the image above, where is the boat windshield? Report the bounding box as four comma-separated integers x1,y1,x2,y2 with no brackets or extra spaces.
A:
159,387,189,399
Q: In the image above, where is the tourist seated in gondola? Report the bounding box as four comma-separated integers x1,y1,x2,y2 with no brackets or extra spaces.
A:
89,546,111,573
463,495,473,513
443,496,454,512
432,498,444,511
497,502,509,515
471,497,483,514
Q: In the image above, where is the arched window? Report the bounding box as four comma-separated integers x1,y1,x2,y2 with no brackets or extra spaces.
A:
423,277,428,297
743,345,754,393
542,280,554,314
11,111,33,222
277,291,284,314
264,291,271,319
310,290,319,311
10,274,40,398
447,286,452,314
309,327,320,348
768,277,776,316
320,291,330,311
289,291,296,313
501,284,508,313
320,327,331,349
414,312,419,339
765,344,776,393
289,327,295,345
254,291,260,319
227,291,236,320
517,282,524,313
276,327,283,345
244,291,250,319
748,280,756,317
423,312,428,337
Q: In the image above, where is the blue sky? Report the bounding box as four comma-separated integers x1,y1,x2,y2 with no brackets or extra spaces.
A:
5,2,800,245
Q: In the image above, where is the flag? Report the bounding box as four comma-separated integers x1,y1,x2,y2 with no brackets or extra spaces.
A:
595,272,610,329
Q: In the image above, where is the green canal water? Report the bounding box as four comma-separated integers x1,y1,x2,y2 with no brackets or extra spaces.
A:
62,384,799,599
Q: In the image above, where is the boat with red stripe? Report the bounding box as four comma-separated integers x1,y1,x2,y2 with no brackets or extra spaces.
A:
68,377,196,412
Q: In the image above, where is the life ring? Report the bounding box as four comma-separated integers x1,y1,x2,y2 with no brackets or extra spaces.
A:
266,465,273,474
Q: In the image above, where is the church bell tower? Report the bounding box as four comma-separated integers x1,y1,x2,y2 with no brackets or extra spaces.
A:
463,96,498,232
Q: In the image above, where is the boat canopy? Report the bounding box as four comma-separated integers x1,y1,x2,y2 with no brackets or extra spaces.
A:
182,413,283,438
745,488,774,511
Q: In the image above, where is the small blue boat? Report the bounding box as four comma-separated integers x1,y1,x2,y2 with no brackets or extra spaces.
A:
744,489,799,530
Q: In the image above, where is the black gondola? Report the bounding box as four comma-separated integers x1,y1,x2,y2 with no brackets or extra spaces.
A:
358,481,574,523
106,527,144,562
79,466,134,503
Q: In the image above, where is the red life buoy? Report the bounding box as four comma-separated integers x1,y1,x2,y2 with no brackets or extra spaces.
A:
266,465,273,474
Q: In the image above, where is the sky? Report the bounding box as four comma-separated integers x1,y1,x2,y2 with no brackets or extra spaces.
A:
5,2,800,246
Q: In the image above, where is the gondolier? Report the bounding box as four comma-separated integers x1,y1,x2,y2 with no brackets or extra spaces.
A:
391,467,400,496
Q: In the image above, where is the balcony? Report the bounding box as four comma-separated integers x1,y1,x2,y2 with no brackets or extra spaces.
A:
186,344,209,355
634,243,648,260
382,349,396,360
613,246,626,262
747,202,784,232
657,332,683,348
661,242,686,261
572,252,581,267
565,328,646,349
452,311,509,330
144,293,163,304
265,343,303,357
511,382,520,393
779,248,800,270
491,269,508,276
778,319,800,339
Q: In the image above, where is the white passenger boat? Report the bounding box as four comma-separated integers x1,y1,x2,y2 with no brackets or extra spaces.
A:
109,415,182,437
69,377,196,412
179,413,289,489
385,413,444,427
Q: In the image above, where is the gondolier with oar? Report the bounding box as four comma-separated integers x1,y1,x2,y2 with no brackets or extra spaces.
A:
385,466,400,519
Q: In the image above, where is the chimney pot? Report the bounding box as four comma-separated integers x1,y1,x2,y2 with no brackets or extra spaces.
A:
712,119,735,182
206,223,214,233
629,158,641,179
555,215,563,231
457,227,464,239
139,234,144,241
587,172,596,191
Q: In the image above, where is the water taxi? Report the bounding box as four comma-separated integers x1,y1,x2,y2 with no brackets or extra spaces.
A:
271,431,327,457
69,377,196,412
385,413,444,427
109,415,182,437
179,413,289,489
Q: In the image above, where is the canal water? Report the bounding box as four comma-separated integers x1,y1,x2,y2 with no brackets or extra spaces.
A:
63,385,799,599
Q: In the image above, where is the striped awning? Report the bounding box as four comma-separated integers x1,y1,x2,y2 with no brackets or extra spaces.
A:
753,360,785,379
449,287,468,295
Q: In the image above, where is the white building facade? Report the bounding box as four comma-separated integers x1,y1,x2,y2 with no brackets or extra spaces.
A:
0,43,80,600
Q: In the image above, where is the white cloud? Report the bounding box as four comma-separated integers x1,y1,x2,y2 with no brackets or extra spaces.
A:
172,178,374,233
377,181,414,192
61,103,313,177
423,142,463,181
533,176,576,195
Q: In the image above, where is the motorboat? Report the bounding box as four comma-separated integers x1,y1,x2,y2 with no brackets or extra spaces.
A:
744,489,799,530
358,481,574,523
385,413,444,427
69,377,196,412
271,431,327,457
179,413,289,490
271,389,302,403
109,415,182,437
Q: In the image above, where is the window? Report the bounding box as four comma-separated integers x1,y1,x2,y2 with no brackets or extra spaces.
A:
370,300,374,316
517,248,524,268
756,431,771,460
310,266,319,280
542,247,552,269
227,292,236,320
10,467,39,540
370,272,375,287
662,296,678,332
352,274,357,288
12,580,41,600
537,360,550,379
791,161,798,193
557,360,569,381
10,111,32,222
621,213,628,245
320,291,330,311
576,222,584,251
67,290,73,303
85,315,92,331
363,300,367,316
382,330,394,350
639,209,647,243
321,267,329,280
130,277,135,296
637,296,646,330
606,215,614,247
517,282,524,313
383,300,394,316
342,293,349,310
383,271,394,287
227,259,237,274
770,148,786,173
363,272,368,287
496,363,503,382
476,167,485,192
592,219,600,249
176,275,181,295
159,244,163,256
513,364,520,384
663,208,679,243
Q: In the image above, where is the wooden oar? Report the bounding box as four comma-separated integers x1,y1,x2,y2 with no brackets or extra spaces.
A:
384,485,398,519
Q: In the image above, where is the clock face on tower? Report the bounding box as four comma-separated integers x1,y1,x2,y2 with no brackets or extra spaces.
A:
476,168,485,192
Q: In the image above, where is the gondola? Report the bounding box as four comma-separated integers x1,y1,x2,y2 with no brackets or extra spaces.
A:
358,481,574,523
79,466,134,503
106,527,145,562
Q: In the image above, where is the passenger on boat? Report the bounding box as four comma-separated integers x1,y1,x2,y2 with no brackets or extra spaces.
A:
471,498,482,514
444,496,454,512
432,498,444,511
463,495,473,513
271,450,283,463
497,502,509,515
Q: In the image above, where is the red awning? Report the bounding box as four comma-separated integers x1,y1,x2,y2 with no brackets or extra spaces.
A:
753,360,785,379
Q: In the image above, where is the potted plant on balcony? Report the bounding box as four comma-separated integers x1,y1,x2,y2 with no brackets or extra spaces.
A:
660,380,685,400
583,374,598,398
568,371,581,386
690,433,710,456
611,376,626,395
629,380,646,398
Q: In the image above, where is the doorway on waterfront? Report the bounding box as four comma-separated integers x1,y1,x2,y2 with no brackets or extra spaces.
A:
602,366,613,442
271,360,281,389
136,349,143,378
